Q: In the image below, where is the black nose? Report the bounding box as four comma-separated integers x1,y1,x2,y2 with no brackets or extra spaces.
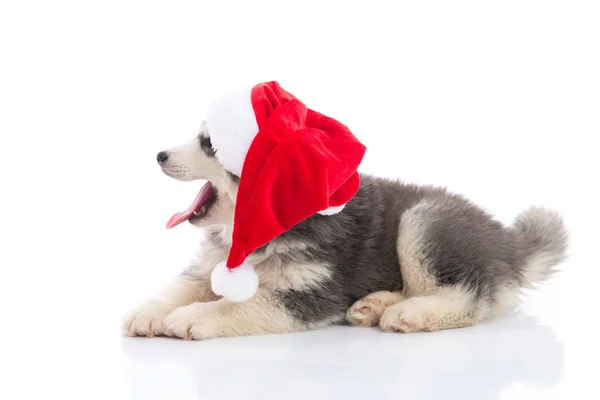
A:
156,151,169,164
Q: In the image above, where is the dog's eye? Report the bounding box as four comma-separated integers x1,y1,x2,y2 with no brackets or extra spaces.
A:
200,136,212,149
199,136,216,157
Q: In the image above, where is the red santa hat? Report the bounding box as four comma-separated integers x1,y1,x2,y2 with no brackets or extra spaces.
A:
203,81,366,302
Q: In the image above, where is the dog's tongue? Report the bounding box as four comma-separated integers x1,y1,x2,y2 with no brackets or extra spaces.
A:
166,182,215,229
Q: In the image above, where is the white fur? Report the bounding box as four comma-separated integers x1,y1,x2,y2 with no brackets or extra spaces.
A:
205,86,259,176
211,261,259,302
317,204,346,216
159,136,240,206
123,274,220,337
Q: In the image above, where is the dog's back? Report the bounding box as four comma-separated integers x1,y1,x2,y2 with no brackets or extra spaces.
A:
269,174,568,331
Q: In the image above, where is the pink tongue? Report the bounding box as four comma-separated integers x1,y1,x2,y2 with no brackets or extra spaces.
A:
166,182,215,229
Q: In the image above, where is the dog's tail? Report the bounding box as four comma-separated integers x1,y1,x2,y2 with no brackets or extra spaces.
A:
512,206,569,288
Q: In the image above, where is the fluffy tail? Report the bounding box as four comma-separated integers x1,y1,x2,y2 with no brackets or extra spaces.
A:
512,206,569,288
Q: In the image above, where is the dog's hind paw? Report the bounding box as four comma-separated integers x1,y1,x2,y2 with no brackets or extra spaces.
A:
346,291,405,327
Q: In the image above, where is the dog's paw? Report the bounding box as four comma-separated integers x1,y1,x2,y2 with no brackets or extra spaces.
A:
122,300,174,338
346,291,405,327
379,301,427,333
162,303,217,341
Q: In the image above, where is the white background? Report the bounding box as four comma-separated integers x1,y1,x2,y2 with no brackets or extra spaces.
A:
1,1,599,399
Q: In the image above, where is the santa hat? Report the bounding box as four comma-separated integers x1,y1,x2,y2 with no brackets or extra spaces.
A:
205,81,366,302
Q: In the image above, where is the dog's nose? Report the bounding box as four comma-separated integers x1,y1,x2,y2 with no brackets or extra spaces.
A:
156,151,169,164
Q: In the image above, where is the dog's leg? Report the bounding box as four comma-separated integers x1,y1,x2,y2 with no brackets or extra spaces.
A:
378,288,485,333
162,290,302,340
377,199,504,334
346,291,406,327
123,273,218,338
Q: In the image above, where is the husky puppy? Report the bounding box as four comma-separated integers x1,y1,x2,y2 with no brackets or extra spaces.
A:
123,123,568,340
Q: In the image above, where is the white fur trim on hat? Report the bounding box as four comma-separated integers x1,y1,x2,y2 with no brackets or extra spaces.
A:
205,86,259,177
210,261,259,302
318,204,346,216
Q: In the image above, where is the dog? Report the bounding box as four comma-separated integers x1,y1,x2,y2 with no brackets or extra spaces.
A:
123,122,568,340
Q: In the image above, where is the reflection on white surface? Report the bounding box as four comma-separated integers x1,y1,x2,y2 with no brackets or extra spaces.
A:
122,312,562,400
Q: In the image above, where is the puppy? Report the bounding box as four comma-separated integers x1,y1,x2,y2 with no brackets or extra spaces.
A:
123,122,568,340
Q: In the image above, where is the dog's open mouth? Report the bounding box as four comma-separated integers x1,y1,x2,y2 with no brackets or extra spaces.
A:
166,181,218,229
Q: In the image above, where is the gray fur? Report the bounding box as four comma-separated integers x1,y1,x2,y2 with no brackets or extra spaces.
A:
512,206,569,286
208,174,568,326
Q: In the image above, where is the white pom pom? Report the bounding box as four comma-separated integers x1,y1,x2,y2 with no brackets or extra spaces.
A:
210,261,258,302
317,204,346,216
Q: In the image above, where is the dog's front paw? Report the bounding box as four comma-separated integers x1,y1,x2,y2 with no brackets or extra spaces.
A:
162,303,217,341
123,300,174,338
